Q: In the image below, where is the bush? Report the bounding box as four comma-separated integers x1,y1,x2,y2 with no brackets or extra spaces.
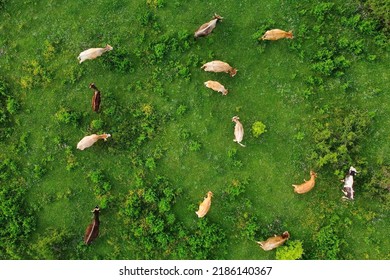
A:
276,240,304,260
54,107,80,127
252,121,267,138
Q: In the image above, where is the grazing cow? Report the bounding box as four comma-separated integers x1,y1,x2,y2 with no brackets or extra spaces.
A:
78,44,113,64
194,14,223,38
76,133,111,150
84,206,100,245
341,166,358,200
232,116,245,147
256,231,290,251
195,191,213,218
204,80,228,95
89,83,101,112
261,29,294,41
292,170,317,194
201,60,237,77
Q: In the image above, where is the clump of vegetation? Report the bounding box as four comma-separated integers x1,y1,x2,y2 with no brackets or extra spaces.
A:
87,169,112,209
276,240,304,260
29,228,76,260
54,107,81,127
251,121,267,138
0,79,18,139
0,158,36,259
309,108,373,171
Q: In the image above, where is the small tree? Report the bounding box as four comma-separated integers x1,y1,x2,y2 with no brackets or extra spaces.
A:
276,240,304,260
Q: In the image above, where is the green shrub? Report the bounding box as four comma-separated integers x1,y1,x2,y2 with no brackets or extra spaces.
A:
276,240,304,260
54,107,80,127
252,121,267,138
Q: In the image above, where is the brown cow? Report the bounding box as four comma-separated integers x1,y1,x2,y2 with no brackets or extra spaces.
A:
194,14,223,38
201,60,237,77
261,29,294,41
89,83,101,112
84,206,100,245
195,191,213,218
257,231,290,251
204,80,228,95
292,170,317,194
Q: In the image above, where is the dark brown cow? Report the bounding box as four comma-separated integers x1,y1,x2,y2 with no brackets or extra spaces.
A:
84,206,100,245
194,14,223,38
89,83,101,112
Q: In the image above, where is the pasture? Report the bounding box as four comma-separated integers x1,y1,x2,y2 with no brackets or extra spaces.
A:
0,0,389,260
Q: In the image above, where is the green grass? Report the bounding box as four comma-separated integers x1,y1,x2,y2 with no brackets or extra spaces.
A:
0,0,389,260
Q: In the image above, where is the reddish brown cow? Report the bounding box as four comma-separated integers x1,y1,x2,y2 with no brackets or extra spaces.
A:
89,83,101,112
84,206,100,245
194,14,223,38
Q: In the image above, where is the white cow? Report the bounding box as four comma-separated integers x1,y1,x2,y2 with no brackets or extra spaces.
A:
78,44,113,64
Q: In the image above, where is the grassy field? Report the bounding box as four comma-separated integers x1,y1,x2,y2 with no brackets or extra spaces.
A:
0,0,389,260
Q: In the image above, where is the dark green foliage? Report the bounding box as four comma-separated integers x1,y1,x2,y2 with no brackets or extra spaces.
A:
119,175,226,259
54,107,81,127
87,169,112,209
28,228,76,260
0,79,17,139
0,158,36,259
309,108,373,171
101,46,133,73
312,217,343,259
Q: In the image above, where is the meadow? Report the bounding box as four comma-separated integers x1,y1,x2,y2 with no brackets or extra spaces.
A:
0,0,389,260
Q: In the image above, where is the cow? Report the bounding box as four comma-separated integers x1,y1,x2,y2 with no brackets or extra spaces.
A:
76,133,111,150
78,44,113,64
341,166,358,200
256,231,290,251
232,116,245,147
204,80,228,95
89,83,101,112
195,191,213,218
201,60,237,77
292,170,317,194
84,206,100,245
194,14,223,38
261,29,294,41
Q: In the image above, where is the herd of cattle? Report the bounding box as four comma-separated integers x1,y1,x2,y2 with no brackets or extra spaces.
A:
79,14,358,252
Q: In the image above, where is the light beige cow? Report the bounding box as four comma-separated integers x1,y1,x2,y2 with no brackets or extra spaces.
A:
232,116,245,147
77,133,111,150
195,191,213,218
257,231,290,251
292,170,317,194
261,29,294,41
201,60,237,77
204,80,228,95
194,14,223,38
78,44,113,64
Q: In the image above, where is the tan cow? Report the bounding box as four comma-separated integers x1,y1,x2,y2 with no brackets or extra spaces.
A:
292,170,317,194
261,29,294,41
78,44,113,64
232,116,245,147
77,133,111,150
201,60,237,77
195,191,213,218
204,80,228,95
257,231,290,251
194,14,223,38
